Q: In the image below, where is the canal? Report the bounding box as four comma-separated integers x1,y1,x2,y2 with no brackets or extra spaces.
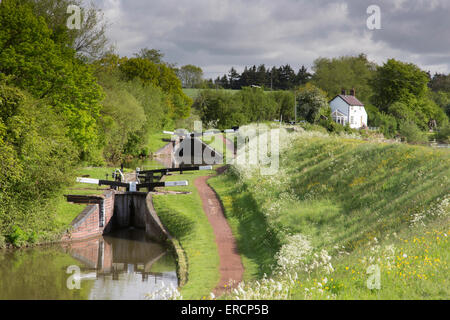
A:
0,229,178,300
0,154,180,300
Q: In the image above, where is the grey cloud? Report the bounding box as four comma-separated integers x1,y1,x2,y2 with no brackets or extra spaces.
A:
93,0,450,77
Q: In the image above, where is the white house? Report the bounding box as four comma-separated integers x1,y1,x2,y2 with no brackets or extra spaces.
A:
329,89,368,129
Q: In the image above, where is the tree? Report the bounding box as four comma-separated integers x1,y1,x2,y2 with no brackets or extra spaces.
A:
0,83,76,233
371,59,429,112
0,0,104,156
256,64,267,87
296,65,312,86
278,64,296,90
371,59,447,129
177,65,204,88
398,121,428,144
228,67,240,90
135,48,165,64
119,57,161,85
23,0,109,60
270,90,295,121
430,91,450,118
296,84,330,124
119,57,191,120
312,54,376,105
429,73,450,92
194,90,245,129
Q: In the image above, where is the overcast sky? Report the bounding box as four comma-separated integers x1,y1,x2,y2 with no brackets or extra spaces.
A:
92,0,450,79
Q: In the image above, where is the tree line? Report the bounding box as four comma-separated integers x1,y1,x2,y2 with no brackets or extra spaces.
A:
212,64,312,90
197,54,450,143
0,0,192,243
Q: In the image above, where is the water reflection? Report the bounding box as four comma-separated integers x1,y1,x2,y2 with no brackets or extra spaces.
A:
0,229,177,300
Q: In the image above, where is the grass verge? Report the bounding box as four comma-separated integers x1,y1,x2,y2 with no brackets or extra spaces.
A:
152,169,220,299
208,127,450,299
208,172,280,281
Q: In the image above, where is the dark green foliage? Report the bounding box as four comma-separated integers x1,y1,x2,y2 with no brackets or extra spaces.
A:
398,121,429,144
7,226,37,247
435,123,450,143
0,0,104,157
119,57,191,120
312,54,376,105
214,64,312,90
238,87,279,122
296,84,330,124
194,89,245,129
371,112,398,138
271,91,295,121
194,87,296,129
371,59,430,111
0,84,75,241
429,73,450,93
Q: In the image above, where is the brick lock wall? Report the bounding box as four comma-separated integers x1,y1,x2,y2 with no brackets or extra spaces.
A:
62,191,116,242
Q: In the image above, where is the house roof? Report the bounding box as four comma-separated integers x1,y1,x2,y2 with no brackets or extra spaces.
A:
331,95,365,107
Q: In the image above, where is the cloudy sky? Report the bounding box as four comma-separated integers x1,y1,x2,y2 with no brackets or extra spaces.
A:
92,0,450,79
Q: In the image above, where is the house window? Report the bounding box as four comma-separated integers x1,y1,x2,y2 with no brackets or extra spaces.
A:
351,116,354,124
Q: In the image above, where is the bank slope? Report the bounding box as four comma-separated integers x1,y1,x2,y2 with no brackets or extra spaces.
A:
209,128,450,299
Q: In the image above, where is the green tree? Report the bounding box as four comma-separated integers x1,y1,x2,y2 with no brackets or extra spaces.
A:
296,84,330,124
135,48,165,64
238,87,279,122
398,121,428,144
370,59,448,130
119,57,191,119
119,57,161,85
22,0,109,59
177,65,204,88
370,59,429,112
0,0,104,157
312,54,376,105
296,65,312,86
270,91,295,121
0,84,75,234
429,73,450,92
194,90,245,129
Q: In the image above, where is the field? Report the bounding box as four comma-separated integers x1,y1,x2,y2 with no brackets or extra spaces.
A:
183,88,241,100
208,126,450,299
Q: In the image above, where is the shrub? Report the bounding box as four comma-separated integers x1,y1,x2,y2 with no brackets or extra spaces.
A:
7,226,28,247
0,84,75,239
398,121,429,144
435,122,450,143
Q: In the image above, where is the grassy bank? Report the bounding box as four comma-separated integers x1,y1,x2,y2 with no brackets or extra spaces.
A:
209,126,450,299
152,169,221,300
147,131,172,154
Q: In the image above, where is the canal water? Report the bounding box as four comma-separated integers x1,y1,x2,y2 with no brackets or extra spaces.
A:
0,153,181,300
0,229,178,300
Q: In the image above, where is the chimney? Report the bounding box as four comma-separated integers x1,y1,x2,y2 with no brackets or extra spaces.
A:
350,88,356,96
341,89,346,95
